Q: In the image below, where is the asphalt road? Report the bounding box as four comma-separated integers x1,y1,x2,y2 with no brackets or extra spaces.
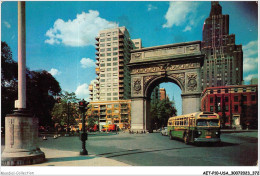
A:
1,131,258,166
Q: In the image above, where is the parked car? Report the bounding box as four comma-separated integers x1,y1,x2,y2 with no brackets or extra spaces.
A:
161,127,168,136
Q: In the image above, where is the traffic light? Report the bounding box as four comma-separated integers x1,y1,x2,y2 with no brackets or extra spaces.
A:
79,99,89,113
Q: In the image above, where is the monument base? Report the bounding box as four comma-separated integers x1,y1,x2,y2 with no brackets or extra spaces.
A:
1,109,45,166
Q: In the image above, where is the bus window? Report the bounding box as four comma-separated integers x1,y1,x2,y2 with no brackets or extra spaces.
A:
208,119,219,126
197,119,219,127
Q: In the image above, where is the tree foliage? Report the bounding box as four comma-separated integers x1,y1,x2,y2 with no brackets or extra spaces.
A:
1,41,61,127
1,42,18,126
51,91,80,128
150,98,177,129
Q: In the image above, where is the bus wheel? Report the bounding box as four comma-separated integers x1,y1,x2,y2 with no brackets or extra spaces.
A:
184,133,189,145
169,131,173,140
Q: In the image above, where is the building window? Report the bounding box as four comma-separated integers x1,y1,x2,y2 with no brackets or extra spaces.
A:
210,90,213,94
234,105,238,112
107,53,111,56
113,62,118,66
251,95,256,101
242,95,247,102
100,33,105,37
217,89,221,93
210,106,213,112
100,39,105,42
107,58,111,61
243,88,246,92
107,63,111,66
234,96,238,102
113,52,118,56
114,104,119,108
225,105,229,112
225,97,229,102
107,48,111,51
234,88,238,92
113,37,118,40
210,97,213,103
113,57,118,61
107,68,111,71
225,89,229,93
107,38,111,41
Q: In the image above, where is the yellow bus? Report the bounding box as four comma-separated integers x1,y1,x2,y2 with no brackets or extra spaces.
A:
167,112,221,144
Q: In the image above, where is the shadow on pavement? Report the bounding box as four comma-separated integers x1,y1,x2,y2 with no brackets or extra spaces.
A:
195,141,239,147
98,146,194,158
45,156,95,163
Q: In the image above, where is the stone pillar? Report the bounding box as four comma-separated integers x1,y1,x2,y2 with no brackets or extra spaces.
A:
1,1,45,166
182,93,201,114
131,98,145,131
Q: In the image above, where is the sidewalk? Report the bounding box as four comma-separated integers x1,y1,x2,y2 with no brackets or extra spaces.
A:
32,148,130,166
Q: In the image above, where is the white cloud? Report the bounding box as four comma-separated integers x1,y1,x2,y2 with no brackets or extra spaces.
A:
48,68,61,76
3,21,11,28
45,10,118,47
183,26,192,32
80,58,96,68
244,74,258,82
75,83,90,100
243,40,258,73
243,40,258,58
147,4,158,11
162,1,199,31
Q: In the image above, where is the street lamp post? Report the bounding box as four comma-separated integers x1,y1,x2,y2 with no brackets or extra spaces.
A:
79,99,89,155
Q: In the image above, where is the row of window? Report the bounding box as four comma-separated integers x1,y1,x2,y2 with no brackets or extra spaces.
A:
100,42,118,47
100,62,118,67
209,87,256,94
100,73,118,77
100,83,118,87
100,31,118,37
100,57,118,62
100,97,119,101
100,92,118,96
100,67,118,71
209,95,256,104
209,104,241,112
100,52,118,57
100,47,118,52
100,37,118,42
168,118,196,127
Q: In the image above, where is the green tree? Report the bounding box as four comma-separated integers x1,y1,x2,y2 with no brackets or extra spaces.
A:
1,42,18,126
27,70,61,126
1,41,62,128
150,98,177,129
51,91,80,130
87,117,96,128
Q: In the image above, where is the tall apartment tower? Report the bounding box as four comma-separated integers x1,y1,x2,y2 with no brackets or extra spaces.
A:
89,80,99,102
201,1,243,90
91,27,141,101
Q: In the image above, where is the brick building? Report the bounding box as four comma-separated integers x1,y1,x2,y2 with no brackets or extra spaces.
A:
201,85,258,129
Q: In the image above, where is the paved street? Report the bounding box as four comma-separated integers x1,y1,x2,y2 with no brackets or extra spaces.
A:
3,131,257,166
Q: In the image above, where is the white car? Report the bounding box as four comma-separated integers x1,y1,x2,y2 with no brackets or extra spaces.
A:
161,127,168,136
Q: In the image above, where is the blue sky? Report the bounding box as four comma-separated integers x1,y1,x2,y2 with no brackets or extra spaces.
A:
1,1,258,115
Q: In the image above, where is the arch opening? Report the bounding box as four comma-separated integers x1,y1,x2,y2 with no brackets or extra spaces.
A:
144,76,183,131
